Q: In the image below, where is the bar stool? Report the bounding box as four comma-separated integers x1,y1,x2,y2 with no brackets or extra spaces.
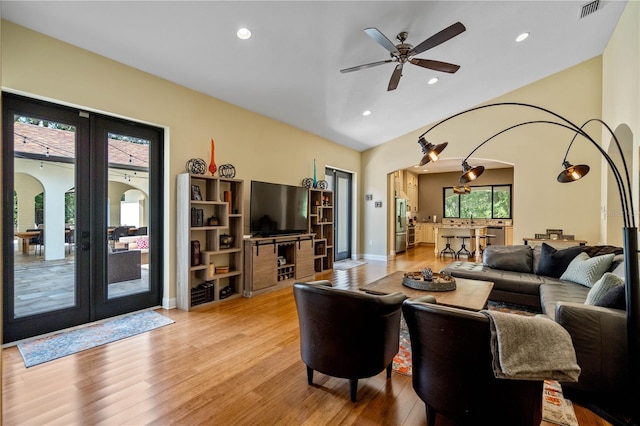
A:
484,234,496,247
440,235,456,258
456,236,471,259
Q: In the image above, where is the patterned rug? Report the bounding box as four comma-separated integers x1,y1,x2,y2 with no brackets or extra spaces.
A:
333,259,367,270
392,301,578,426
393,301,537,376
17,310,174,367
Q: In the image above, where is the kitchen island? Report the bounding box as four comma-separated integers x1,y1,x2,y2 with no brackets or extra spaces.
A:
433,224,487,260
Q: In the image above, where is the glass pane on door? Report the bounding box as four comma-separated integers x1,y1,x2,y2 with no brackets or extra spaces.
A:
12,115,77,318
106,132,150,299
336,175,349,254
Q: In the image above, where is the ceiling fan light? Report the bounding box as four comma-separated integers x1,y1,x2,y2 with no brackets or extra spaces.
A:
460,161,485,184
557,161,590,183
418,138,448,166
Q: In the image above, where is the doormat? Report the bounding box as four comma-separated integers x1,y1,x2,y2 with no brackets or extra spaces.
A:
333,259,367,270
17,310,174,368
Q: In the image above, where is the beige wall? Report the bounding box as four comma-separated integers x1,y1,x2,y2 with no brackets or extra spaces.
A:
417,168,514,223
1,21,361,306
363,56,604,257
602,1,640,247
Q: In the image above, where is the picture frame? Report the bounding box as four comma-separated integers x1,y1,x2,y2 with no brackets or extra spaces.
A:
535,233,549,239
191,185,202,201
546,229,563,235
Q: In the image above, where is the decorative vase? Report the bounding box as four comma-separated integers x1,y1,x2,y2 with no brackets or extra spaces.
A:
209,138,217,175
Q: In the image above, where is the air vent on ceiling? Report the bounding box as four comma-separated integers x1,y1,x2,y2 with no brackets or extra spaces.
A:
580,0,601,19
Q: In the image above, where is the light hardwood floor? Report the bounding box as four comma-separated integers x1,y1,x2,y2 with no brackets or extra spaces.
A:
2,245,610,425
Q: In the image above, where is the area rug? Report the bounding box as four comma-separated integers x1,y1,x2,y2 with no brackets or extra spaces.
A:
17,310,174,367
392,301,578,426
333,259,367,270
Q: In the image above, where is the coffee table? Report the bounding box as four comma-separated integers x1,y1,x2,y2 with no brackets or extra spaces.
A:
359,271,494,311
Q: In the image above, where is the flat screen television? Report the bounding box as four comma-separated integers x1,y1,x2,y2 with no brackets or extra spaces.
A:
250,180,309,237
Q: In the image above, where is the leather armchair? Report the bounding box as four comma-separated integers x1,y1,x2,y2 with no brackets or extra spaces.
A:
293,282,406,402
402,297,543,425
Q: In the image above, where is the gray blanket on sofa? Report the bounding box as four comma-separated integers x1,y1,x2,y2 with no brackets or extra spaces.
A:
480,310,581,382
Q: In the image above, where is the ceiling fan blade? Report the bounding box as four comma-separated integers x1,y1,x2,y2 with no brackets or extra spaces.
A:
340,59,393,73
388,63,403,91
364,27,400,55
410,58,460,73
409,21,466,56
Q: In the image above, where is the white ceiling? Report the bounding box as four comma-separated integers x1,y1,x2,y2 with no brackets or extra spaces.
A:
1,1,627,156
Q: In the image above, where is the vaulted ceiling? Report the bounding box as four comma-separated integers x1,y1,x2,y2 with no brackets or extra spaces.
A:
1,1,627,153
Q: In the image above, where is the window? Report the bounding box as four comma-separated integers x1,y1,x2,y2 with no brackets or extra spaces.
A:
444,185,512,219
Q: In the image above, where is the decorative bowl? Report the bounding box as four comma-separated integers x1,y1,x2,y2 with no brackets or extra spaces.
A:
402,271,456,291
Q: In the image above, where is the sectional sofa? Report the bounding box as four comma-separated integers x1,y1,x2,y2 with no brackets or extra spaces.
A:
439,244,629,407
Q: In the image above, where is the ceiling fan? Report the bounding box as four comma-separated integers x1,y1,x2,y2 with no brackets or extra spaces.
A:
340,22,466,91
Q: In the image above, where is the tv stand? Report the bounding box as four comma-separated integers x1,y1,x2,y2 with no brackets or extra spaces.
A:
243,233,316,297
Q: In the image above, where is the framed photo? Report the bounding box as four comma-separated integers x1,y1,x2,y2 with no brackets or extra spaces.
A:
535,233,549,239
546,229,563,235
191,185,202,201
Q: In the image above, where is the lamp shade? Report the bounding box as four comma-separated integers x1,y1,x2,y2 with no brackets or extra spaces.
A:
459,161,485,184
418,137,448,166
557,161,590,183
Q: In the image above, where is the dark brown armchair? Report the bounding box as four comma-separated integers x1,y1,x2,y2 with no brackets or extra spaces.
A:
402,297,543,425
293,281,406,402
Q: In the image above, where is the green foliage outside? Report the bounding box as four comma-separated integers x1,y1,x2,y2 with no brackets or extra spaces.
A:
14,191,75,227
444,185,511,219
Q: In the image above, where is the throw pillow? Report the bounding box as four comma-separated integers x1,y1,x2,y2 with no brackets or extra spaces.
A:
595,285,626,310
560,252,615,287
482,245,533,273
585,272,624,305
535,243,585,278
136,237,149,250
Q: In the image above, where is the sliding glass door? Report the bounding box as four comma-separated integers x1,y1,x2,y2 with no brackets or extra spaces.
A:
3,93,163,343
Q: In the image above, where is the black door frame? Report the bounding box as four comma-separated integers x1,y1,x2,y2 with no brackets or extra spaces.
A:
327,168,353,261
2,93,164,343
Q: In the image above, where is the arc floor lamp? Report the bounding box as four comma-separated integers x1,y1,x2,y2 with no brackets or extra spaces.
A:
418,102,639,420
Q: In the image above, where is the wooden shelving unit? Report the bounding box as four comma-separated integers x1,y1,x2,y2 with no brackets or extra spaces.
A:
309,188,334,272
176,173,244,310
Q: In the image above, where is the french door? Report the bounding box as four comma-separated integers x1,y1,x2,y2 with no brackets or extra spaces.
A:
326,168,353,261
3,93,164,343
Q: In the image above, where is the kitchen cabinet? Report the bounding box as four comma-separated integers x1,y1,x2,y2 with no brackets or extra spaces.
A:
415,223,435,244
415,224,423,244
424,224,435,244
405,171,419,213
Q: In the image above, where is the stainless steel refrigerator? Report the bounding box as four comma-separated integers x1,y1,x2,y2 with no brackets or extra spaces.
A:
395,198,407,253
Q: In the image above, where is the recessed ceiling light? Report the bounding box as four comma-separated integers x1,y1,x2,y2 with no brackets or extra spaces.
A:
428,77,439,85
237,27,252,40
362,110,372,116
516,32,530,42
